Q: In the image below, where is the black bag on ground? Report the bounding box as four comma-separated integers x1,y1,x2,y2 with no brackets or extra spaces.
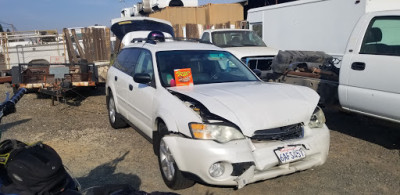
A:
0,139,69,195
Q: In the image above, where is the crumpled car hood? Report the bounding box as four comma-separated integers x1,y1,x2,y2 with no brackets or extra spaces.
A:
169,81,319,136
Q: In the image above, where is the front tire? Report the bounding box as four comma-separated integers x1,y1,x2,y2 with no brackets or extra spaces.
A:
107,92,127,129
157,122,195,190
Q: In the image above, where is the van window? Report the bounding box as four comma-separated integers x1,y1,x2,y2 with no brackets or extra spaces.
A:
251,23,263,39
360,16,400,56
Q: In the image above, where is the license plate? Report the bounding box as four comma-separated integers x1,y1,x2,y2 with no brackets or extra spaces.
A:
274,145,306,164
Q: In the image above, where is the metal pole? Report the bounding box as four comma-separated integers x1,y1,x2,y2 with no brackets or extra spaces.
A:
56,29,60,57
5,33,10,69
16,45,20,65
63,31,67,63
21,46,25,63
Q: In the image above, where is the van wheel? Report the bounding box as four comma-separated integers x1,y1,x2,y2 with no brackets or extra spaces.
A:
157,122,195,190
107,92,127,129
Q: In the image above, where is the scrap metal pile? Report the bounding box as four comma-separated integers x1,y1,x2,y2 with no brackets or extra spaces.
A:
266,51,340,105
268,50,339,81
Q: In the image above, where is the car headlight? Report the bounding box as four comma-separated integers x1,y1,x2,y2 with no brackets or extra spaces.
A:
189,123,245,143
308,106,326,128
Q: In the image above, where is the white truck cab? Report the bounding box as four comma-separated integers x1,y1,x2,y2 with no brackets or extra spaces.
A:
247,0,400,123
200,29,278,78
339,10,400,122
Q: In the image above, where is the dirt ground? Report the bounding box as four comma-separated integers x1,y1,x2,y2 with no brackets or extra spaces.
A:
0,84,399,195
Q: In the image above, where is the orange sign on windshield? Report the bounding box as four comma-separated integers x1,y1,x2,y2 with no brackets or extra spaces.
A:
174,68,193,86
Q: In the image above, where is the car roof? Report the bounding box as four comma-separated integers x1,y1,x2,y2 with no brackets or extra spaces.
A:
124,40,224,52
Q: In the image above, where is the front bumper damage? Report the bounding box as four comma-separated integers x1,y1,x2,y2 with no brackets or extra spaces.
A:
162,125,330,189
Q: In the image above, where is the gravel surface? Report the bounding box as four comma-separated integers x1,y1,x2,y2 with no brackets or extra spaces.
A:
0,84,399,195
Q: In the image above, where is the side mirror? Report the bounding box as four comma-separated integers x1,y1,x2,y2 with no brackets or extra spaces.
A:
133,73,152,84
252,69,262,77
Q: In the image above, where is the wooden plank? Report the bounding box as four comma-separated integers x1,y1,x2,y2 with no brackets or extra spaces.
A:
224,21,230,29
173,24,182,38
214,23,223,29
235,21,242,29
63,28,77,64
99,28,107,61
98,28,105,61
185,24,199,39
93,29,101,61
96,29,103,61
0,76,12,84
81,28,92,63
105,28,111,61
87,28,95,62
71,29,85,60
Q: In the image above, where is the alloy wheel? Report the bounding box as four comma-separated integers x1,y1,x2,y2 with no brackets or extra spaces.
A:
160,139,175,181
108,97,116,123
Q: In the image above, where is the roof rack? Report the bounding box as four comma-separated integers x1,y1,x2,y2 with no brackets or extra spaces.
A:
130,32,213,45
173,37,212,44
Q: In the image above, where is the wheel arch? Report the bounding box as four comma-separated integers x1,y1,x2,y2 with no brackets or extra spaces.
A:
106,87,120,114
106,86,111,97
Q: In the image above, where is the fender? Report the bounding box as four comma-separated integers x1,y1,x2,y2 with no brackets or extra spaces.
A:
155,106,201,137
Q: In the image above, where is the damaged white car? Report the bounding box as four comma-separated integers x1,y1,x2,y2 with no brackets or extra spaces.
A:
106,32,330,190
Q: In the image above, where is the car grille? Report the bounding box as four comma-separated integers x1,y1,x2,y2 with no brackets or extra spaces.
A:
251,123,303,141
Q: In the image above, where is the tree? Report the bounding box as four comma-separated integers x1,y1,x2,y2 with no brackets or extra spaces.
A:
0,24,3,32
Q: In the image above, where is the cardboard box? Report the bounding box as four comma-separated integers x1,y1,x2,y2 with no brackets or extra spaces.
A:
150,3,244,38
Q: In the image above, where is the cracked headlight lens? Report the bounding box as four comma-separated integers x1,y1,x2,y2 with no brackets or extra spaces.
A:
308,106,326,128
189,123,245,143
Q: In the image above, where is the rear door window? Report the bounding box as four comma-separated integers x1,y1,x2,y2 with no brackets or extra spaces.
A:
114,48,141,75
360,16,400,56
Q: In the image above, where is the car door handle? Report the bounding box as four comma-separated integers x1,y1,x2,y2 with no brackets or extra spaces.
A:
351,62,366,71
115,76,118,81
129,84,133,91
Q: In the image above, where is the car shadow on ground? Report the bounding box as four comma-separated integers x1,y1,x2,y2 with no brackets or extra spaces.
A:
77,151,141,190
65,86,106,107
0,118,31,133
324,106,400,150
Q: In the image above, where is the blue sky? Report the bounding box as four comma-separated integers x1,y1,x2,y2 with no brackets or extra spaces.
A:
0,0,241,32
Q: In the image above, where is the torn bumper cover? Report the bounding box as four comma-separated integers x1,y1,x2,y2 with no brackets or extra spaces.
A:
162,125,330,189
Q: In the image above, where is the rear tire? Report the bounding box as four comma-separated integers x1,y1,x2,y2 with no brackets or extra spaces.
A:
107,91,127,129
156,122,195,190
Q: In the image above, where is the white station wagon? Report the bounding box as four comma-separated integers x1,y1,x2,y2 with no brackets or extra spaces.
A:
106,31,330,190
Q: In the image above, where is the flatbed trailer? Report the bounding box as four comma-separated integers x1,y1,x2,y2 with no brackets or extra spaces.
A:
12,62,98,105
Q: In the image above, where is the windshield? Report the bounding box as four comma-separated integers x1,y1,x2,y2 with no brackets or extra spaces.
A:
156,50,259,87
211,31,266,47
